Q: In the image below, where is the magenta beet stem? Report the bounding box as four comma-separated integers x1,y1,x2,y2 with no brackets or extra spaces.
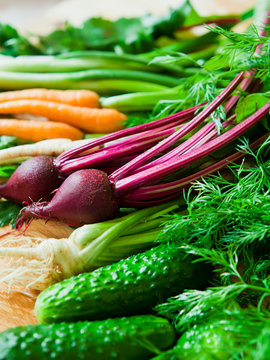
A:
109,72,244,183
225,71,255,113
59,118,187,173
131,114,236,175
56,103,205,166
131,116,234,175
122,146,245,202
101,121,185,150
132,122,216,174
60,127,177,174
116,103,270,194
122,132,269,204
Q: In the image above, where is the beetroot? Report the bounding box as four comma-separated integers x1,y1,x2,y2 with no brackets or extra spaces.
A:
17,169,119,227
0,156,62,204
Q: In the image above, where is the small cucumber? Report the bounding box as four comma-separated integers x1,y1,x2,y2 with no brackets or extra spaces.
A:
0,315,175,360
150,320,233,360
36,243,211,324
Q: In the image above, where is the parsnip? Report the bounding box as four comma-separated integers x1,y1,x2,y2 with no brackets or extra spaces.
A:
0,138,96,164
0,203,178,290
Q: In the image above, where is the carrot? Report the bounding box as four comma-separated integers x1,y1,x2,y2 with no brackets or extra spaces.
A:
0,100,127,133
0,89,100,108
0,119,83,142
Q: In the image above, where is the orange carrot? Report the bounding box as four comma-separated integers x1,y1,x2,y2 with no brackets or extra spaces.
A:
0,100,127,133
0,89,100,108
0,119,83,142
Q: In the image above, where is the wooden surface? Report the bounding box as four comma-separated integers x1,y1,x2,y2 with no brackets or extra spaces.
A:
0,0,256,332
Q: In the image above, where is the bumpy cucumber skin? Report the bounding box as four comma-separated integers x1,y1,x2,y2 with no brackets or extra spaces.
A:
36,244,211,324
0,315,175,360
150,321,233,360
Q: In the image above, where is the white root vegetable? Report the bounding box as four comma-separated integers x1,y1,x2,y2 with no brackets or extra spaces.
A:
0,230,157,290
0,203,178,290
0,138,96,164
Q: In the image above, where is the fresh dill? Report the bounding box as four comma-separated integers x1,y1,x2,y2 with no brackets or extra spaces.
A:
154,136,270,359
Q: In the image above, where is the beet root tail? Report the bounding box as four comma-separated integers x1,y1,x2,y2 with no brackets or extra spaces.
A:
15,169,119,227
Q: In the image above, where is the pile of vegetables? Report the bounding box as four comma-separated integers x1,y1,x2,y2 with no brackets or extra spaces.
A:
1,0,270,359
1,135,270,358
0,70,268,227
0,2,267,227
0,2,239,148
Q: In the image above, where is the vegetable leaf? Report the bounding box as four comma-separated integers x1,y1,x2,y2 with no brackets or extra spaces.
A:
235,94,270,129
39,1,192,55
0,165,18,178
0,136,23,150
0,201,22,228
0,23,41,56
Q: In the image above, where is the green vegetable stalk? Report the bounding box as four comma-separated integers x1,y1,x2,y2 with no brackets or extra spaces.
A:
0,51,185,74
0,69,179,94
101,86,183,112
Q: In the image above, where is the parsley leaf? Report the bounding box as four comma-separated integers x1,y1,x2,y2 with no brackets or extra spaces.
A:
39,1,192,54
0,165,18,178
0,23,41,56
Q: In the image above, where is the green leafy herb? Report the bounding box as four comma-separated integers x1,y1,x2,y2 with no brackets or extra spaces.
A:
0,23,40,56
39,1,192,55
156,136,270,340
0,0,241,57
0,201,22,227
0,165,18,178
0,136,23,150
125,111,151,128
159,136,270,248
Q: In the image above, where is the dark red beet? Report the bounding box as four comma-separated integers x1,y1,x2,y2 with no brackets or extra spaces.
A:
0,156,62,204
17,169,119,227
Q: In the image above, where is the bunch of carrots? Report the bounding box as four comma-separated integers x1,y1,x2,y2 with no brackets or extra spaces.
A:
0,88,127,142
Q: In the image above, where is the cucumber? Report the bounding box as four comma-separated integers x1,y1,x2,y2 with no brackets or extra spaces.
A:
36,244,212,324
150,321,234,360
0,315,175,360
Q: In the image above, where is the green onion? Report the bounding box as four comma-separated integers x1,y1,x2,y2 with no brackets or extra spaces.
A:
0,69,174,94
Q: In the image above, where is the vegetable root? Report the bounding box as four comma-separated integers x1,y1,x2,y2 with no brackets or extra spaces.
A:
0,202,177,289
0,100,127,133
0,89,100,108
0,138,99,165
0,119,83,142
0,237,80,290
17,169,119,227
0,229,154,289
0,156,61,203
